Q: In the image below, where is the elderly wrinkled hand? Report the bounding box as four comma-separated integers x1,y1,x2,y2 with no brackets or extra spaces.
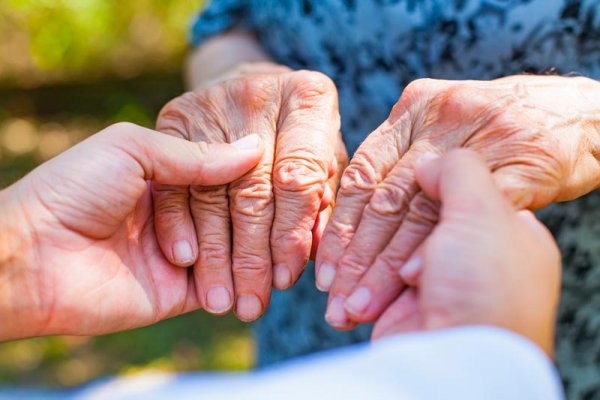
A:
0,123,263,340
317,75,600,329
153,63,347,322
371,150,561,355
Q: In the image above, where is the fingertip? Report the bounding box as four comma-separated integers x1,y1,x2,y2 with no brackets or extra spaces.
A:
205,286,233,315
371,318,393,341
516,209,558,248
415,152,442,199
191,135,264,186
153,184,198,267
398,254,424,287
370,326,385,341
325,295,357,330
424,149,498,210
344,286,372,319
495,174,536,209
231,133,263,152
228,134,265,172
273,264,293,290
416,152,440,169
370,289,420,339
172,239,197,266
316,261,336,292
235,294,264,323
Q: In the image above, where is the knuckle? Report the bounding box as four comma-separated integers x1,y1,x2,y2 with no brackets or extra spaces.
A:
190,185,228,207
435,84,473,112
97,122,138,145
229,76,278,110
391,78,438,115
324,219,356,248
290,70,336,97
154,192,188,216
339,156,380,193
403,78,435,98
157,92,198,138
199,240,230,267
273,156,328,193
285,70,338,111
232,255,270,276
154,202,189,232
338,254,369,279
109,121,138,134
368,182,412,216
229,176,274,218
271,227,311,253
425,85,487,128
153,183,186,196
157,91,227,141
406,194,439,226
374,252,405,276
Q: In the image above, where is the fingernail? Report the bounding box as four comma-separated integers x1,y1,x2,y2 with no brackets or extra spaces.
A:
399,255,424,285
345,287,372,315
232,134,261,150
316,262,336,292
173,240,194,265
236,294,263,322
273,264,292,290
206,286,232,314
418,152,440,167
325,295,349,327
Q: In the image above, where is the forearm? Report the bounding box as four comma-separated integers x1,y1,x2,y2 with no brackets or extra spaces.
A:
0,184,44,340
185,29,277,90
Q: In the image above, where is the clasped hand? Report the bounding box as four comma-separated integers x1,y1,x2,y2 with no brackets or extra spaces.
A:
2,71,596,346
0,124,264,340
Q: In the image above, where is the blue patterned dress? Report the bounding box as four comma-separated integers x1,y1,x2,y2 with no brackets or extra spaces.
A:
191,1,600,398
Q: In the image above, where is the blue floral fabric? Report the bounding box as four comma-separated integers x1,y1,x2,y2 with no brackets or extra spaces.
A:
191,1,600,399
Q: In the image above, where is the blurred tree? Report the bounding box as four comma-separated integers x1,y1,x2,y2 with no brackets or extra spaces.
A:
0,0,203,87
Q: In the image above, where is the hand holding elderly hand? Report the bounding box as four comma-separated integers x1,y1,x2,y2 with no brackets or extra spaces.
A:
372,150,561,355
0,123,263,340
154,63,346,321
318,75,600,329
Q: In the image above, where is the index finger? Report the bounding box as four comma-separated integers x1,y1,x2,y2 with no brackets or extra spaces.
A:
270,71,341,290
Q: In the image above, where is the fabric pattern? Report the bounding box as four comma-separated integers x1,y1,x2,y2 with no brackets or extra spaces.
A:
191,1,600,398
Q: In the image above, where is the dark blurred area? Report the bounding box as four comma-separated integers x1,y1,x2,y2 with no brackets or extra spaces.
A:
0,0,254,387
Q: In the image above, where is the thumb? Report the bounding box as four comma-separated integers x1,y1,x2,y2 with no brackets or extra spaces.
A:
415,149,508,220
99,123,264,186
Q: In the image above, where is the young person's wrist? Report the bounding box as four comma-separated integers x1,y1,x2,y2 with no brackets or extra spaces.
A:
0,183,45,340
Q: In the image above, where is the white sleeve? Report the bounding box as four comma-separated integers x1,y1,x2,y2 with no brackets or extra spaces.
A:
75,326,564,400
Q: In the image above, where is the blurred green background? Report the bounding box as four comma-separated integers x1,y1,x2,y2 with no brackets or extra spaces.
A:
0,0,255,388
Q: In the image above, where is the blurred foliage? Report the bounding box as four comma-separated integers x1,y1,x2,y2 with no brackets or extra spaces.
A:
0,0,256,389
0,313,254,387
0,0,202,87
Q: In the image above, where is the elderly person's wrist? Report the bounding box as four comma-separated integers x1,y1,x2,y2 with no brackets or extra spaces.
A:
0,184,45,340
195,61,291,90
185,29,282,90
549,76,600,201
576,76,600,178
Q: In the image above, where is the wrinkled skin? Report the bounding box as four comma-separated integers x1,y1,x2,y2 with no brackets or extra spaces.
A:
0,123,263,339
371,150,561,356
317,75,600,329
154,65,347,322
